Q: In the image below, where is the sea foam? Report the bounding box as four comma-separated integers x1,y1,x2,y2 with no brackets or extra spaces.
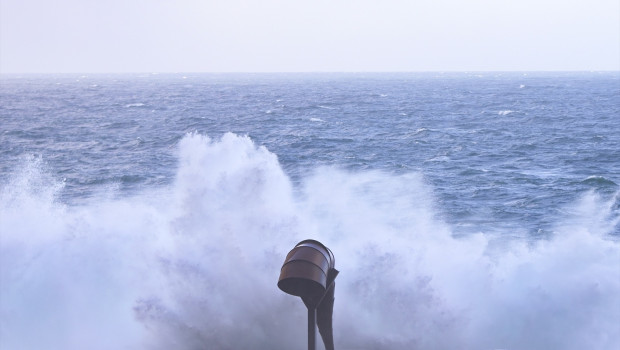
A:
1,133,618,350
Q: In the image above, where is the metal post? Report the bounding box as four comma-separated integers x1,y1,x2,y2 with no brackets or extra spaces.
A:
308,307,316,350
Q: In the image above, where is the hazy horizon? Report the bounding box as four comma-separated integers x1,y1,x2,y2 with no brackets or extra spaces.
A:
1,70,619,77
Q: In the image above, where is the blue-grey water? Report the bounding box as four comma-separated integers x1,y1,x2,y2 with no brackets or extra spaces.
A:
1,72,619,349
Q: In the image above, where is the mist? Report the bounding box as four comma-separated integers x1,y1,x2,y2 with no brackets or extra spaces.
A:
1,133,618,349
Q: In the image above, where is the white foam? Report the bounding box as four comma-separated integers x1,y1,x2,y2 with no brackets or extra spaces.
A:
498,110,515,116
1,133,618,350
125,103,145,108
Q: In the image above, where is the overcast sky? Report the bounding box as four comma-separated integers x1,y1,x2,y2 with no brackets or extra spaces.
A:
1,0,618,73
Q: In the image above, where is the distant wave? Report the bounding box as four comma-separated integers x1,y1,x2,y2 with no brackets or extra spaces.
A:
581,175,618,187
125,103,145,108
498,110,515,115
413,127,430,135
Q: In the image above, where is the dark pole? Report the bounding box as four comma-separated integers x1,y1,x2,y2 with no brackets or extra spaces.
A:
308,308,316,350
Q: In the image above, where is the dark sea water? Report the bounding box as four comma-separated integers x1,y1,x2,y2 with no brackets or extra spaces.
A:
1,72,619,349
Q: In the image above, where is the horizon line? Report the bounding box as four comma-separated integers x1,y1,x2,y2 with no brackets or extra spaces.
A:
2,69,619,76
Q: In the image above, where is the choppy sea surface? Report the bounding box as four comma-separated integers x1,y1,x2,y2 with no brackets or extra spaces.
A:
1,72,619,349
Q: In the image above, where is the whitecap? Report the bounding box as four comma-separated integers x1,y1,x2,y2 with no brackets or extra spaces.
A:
498,110,515,116
125,103,145,108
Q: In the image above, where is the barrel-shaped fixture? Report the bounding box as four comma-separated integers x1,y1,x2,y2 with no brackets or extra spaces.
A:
278,239,335,305
278,239,338,350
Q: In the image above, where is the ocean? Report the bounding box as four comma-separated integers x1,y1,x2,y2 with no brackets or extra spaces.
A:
1,72,619,349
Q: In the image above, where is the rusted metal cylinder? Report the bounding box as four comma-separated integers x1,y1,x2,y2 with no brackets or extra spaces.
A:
278,239,335,307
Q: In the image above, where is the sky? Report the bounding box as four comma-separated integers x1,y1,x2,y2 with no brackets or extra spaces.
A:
1,0,619,73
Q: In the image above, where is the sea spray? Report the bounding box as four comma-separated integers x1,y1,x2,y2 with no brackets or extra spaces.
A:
1,133,619,350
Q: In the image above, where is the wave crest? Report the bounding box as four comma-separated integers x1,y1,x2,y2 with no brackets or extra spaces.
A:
1,133,618,350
